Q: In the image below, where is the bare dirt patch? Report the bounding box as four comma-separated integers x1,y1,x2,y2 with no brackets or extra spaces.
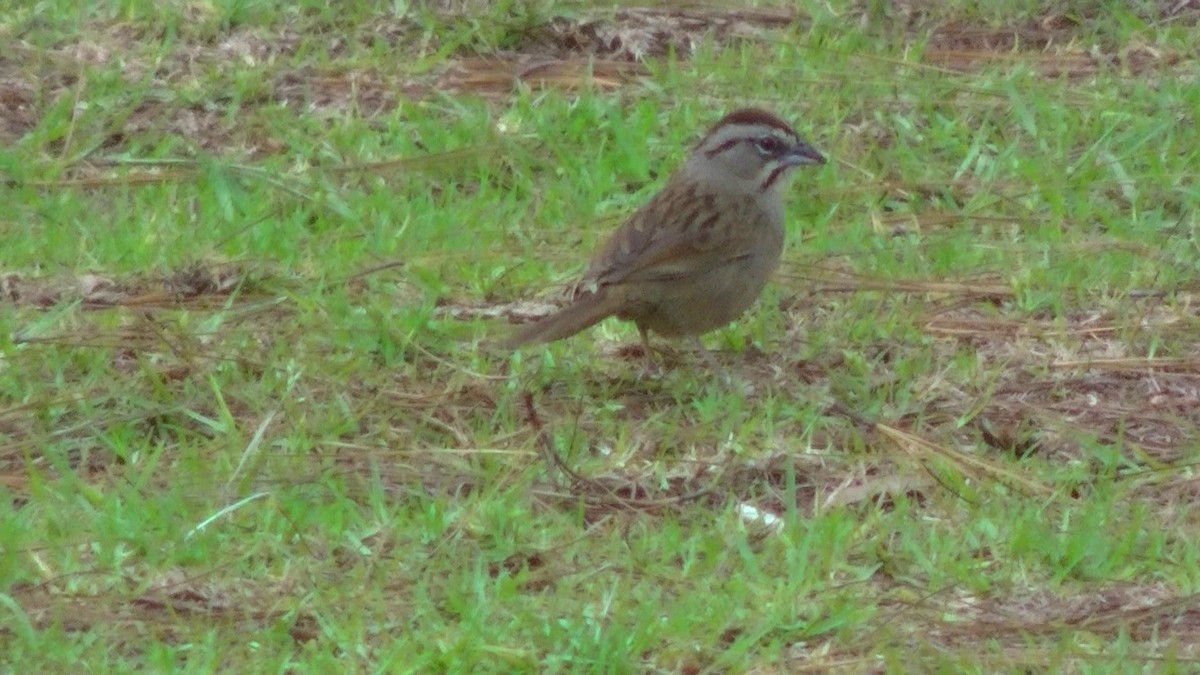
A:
920,583,1200,654
1,263,266,310
923,38,1187,79
519,7,795,61
876,3,1196,77
920,300,1200,464
8,569,312,645
429,6,798,99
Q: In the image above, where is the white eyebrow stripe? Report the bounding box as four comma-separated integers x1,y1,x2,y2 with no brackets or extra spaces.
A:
699,124,797,155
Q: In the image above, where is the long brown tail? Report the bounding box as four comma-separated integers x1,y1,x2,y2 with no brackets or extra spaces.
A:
500,291,620,348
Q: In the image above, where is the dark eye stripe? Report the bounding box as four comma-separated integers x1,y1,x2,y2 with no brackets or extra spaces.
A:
703,137,745,159
755,137,783,153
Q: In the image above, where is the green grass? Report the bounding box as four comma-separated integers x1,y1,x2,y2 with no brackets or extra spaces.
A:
3,0,1200,671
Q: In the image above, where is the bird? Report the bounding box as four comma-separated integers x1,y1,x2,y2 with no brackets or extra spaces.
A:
501,108,826,366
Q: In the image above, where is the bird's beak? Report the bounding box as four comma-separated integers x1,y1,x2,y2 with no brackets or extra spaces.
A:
782,141,827,167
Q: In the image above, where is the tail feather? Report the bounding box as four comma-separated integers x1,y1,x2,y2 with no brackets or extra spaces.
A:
501,291,619,349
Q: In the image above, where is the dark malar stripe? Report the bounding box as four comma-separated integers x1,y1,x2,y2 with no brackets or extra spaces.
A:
759,164,789,191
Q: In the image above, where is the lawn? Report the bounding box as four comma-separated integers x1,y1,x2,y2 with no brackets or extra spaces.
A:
2,0,1199,671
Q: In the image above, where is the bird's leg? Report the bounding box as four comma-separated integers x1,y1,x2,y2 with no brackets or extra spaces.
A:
638,326,662,376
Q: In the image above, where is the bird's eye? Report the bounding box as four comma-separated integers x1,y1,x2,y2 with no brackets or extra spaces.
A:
754,137,783,156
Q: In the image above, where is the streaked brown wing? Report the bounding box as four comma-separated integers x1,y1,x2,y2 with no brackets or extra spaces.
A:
586,178,757,286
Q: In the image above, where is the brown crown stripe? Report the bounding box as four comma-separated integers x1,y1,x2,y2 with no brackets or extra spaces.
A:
708,108,797,137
